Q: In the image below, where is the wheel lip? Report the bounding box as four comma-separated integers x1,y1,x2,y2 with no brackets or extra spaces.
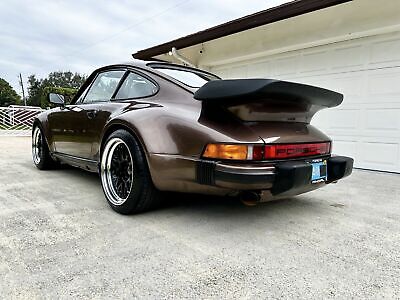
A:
101,137,134,206
32,127,42,165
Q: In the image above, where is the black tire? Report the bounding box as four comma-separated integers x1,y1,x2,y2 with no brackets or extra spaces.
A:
32,125,59,170
100,129,162,214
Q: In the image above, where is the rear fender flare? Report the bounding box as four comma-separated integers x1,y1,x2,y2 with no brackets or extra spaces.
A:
100,120,148,159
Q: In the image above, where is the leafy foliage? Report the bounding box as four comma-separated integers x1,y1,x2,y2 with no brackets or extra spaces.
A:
0,78,21,107
27,71,87,108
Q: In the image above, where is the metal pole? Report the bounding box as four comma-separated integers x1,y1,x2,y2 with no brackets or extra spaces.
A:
19,73,26,106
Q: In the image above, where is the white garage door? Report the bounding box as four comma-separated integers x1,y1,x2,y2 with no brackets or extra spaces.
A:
212,31,400,173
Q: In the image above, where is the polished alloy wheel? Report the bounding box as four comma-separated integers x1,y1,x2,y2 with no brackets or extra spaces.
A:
101,138,134,205
32,127,42,165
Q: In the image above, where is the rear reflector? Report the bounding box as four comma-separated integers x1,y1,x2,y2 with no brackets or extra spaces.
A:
264,142,330,159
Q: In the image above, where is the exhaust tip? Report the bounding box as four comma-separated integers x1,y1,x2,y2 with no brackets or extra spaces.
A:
239,191,261,206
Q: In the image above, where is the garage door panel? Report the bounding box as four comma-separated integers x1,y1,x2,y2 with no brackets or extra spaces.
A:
371,38,400,65
331,139,358,158
248,61,271,77
365,109,400,131
327,76,364,99
332,45,364,70
313,107,360,132
272,55,298,76
312,110,330,129
226,65,249,78
300,51,327,73
328,109,359,129
368,70,400,97
359,141,399,171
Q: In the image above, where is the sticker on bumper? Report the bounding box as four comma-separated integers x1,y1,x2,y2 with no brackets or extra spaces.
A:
311,160,327,183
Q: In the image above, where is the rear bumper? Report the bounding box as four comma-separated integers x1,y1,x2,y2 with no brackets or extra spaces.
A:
197,156,353,195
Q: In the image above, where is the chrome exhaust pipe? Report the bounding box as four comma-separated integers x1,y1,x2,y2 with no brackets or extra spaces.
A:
239,191,261,206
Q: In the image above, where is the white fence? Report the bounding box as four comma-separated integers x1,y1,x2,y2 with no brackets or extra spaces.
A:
0,106,44,136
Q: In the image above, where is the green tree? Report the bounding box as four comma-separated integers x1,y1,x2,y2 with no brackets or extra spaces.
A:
27,71,87,108
27,75,42,107
0,78,21,107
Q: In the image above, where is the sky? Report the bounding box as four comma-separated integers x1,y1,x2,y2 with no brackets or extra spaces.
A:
0,0,290,96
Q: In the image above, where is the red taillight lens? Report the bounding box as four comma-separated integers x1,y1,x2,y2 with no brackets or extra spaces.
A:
252,145,264,160
264,142,331,159
202,142,330,160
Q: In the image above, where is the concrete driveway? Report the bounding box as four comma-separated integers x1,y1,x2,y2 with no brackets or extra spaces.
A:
0,136,399,299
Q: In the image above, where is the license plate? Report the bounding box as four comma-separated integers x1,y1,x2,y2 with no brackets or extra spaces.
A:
310,160,327,183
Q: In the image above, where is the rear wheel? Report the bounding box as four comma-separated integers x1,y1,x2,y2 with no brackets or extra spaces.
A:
100,129,161,214
32,126,59,170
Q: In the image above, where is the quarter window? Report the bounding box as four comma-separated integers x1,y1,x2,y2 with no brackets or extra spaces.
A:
115,72,157,99
149,64,220,88
83,71,124,103
155,68,212,88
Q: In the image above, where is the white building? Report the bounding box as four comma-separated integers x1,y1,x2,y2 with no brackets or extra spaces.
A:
134,0,400,173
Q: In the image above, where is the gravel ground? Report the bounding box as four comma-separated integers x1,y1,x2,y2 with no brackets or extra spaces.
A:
0,136,399,299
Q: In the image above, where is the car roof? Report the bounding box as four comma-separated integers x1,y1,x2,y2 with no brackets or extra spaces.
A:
104,59,178,71
103,60,218,78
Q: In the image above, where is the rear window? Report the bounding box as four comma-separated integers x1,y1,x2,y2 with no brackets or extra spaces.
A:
150,65,219,88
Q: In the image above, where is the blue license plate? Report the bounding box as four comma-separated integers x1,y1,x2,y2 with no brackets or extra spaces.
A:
310,160,327,183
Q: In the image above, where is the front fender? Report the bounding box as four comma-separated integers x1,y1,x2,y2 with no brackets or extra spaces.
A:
33,110,55,152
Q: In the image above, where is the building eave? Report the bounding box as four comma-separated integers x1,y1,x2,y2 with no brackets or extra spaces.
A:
133,0,352,61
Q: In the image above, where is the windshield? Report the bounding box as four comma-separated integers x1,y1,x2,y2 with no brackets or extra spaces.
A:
150,65,219,88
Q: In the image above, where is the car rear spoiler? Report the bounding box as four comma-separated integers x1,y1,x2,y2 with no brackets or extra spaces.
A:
194,79,343,108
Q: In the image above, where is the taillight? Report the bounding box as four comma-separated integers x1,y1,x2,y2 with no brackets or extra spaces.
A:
203,144,248,160
264,142,331,159
202,142,330,160
202,144,264,160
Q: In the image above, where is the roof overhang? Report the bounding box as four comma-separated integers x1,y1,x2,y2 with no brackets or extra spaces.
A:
133,0,351,62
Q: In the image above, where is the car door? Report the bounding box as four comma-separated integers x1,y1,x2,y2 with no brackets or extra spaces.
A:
48,96,94,159
48,70,125,159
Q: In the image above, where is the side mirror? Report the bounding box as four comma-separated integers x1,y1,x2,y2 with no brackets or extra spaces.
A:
48,93,65,107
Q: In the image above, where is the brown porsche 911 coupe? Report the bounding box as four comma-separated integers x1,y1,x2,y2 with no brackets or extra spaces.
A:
32,60,353,214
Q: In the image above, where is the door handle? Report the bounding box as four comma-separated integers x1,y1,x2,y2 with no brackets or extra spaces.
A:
86,110,98,119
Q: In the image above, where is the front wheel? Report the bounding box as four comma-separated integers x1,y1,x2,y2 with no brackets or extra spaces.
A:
100,129,161,214
32,126,59,170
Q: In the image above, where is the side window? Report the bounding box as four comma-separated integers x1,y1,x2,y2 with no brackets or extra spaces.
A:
83,70,124,103
115,72,157,99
